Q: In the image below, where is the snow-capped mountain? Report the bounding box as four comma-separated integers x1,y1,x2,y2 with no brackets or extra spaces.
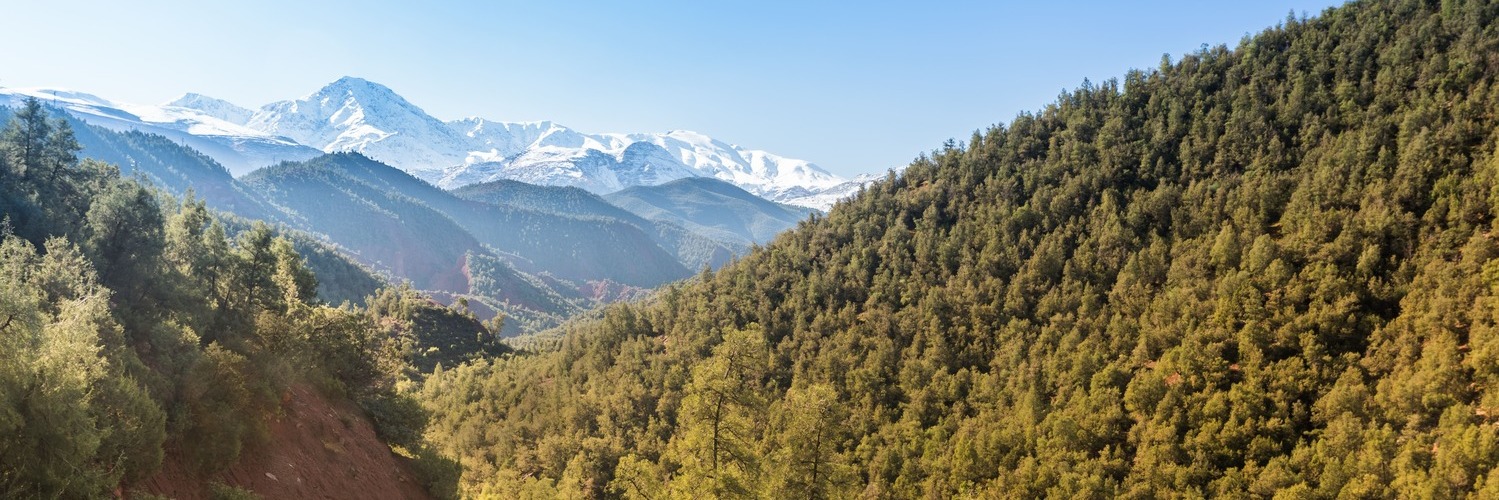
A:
167,93,254,125
0,88,320,174
451,118,575,163
243,77,476,177
627,130,845,198
775,172,885,211
428,125,848,207
444,141,703,194
216,77,853,208
7,77,865,209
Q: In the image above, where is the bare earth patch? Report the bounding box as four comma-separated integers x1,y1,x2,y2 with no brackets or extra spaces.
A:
133,384,433,500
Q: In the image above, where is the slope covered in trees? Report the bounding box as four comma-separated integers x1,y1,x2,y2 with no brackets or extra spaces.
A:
417,1,1499,497
0,98,467,497
0,105,390,307
0,105,282,222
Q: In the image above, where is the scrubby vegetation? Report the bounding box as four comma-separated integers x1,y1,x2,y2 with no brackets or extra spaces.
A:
0,98,467,497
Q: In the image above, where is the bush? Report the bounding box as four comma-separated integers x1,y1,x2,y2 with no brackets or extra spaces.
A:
208,481,261,500
358,388,428,449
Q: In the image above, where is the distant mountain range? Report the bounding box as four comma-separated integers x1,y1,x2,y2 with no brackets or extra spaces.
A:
605,177,816,249
450,180,741,271
1,77,868,210
1,100,828,333
0,88,321,174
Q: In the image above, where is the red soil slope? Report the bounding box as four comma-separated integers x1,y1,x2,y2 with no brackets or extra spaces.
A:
133,385,432,500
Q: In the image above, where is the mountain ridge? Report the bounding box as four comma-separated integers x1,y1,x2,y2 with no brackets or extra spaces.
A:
4,78,863,209
0,87,322,174
604,177,815,247
451,179,743,270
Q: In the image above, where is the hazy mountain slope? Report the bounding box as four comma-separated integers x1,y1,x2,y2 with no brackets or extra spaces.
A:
240,155,484,292
238,153,671,333
452,179,643,221
419,1,1499,496
0,105,277,220
452,179,741,270
76,127,281,221
292,153,692,287
604,177,814,246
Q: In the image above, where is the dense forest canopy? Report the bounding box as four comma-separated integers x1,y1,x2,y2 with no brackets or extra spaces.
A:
413,0,1499,497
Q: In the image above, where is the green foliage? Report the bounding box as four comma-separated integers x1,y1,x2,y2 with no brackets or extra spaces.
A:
360,386,430,448
208,481,261,500
418,0,1499,497
763,383,854,498
401,443,463,500
666,325,772,498
0,100,449,496
366,284,510,372
0,98,90,244
465,250,581,332
0,234,165,497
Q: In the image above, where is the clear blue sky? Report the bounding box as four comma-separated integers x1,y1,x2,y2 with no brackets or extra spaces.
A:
0,1,1345,177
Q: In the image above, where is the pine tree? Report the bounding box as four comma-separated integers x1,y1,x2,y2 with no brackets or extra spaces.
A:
667,325,770,498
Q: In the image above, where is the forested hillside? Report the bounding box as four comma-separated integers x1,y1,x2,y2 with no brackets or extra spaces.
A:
416,0,1499,497
0,106,281,222
0,98,468,497
0,105,391,307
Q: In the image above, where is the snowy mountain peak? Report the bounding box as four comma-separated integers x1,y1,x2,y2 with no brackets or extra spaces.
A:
312,76,404,103
246,77,472,173
166,93,253,125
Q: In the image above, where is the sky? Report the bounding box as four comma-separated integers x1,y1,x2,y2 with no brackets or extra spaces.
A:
0,1,1346,178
